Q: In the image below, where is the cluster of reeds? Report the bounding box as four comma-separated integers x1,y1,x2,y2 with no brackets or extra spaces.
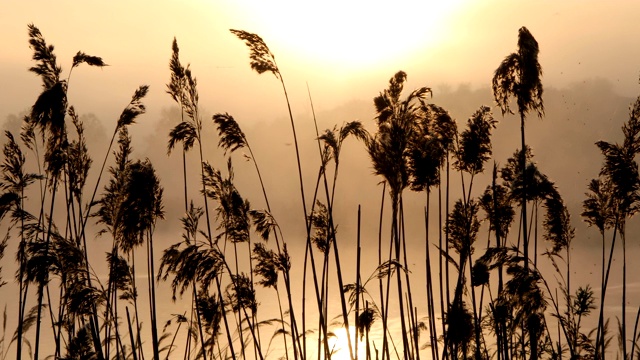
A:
1,23,639,360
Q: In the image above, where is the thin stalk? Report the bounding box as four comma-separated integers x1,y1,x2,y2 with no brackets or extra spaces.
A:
240,116,299,360
567,242,571,355
16,186,26,360
631,306,640,360
356,205,362,360
47,279,60,356
192,286,208,360
275,69,308,231
189,100,222,360
622,229,627,359
377,183,389,360
490,164,507,360
217,277,236,360
182,307,191,360
266,66,308,360
127,307,139,360
534,203,538,267
437,181,447,360
318,247,329,360
147,229,160,360
320,161,355,360
595,221,619,358
34,176,59,360
441,152,452,360
382,224,395,360
275,288,290,360
519,110,537,360
445,153,451,314
468,243,481,359
520,115,529,271
215,250,265,360
392,194,409,360
229,240,247,360
165,315,184,360
182,151,188,211
79,124,119,244
365,301,371,360
302,167,332,360
306,84,344,360
77,123,122,360
557,298,562,360
424,198,439,360
131,254,146,360
400,199,418,360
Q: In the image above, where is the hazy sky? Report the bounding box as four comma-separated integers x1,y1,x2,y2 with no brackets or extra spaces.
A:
2,1,640,133
1,2,640,358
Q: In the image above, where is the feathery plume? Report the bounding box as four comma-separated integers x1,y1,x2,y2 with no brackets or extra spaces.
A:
117,85,149,128
72,51,107,69
213,113,247,154
230,29,279,77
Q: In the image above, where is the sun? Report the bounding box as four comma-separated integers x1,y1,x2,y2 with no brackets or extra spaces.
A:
326,326,365,360
227,0,467,72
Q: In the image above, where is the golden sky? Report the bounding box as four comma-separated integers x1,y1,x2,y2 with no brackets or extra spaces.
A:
1,2,639,359
2,0,640,130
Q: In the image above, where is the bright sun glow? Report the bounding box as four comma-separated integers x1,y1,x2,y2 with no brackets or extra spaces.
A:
326,326,365,360
230,0,467,71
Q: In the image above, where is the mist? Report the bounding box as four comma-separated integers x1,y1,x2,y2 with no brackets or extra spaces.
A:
4,76,635,354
